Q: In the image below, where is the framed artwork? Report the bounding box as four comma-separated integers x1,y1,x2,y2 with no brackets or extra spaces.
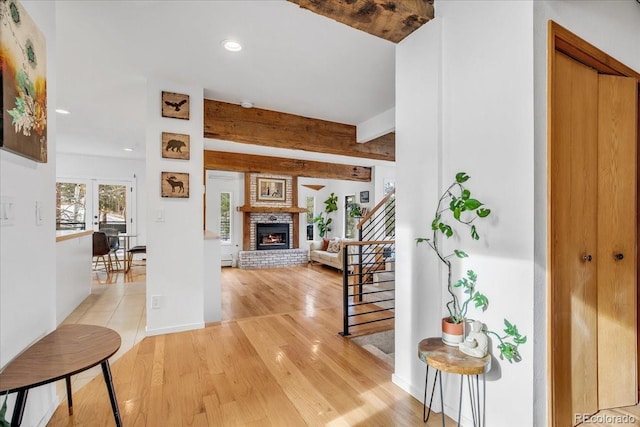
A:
161,172,189,198
257,178,286,201
161,132,190,160
360,191,370,203
161,91,190,120
0,0,48,162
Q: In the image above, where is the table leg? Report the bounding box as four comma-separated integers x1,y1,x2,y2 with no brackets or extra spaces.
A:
457,374,463,427
100,361,122,427
467,376,477,426
65,376,73,415
10,390,28,427
124,236,131,273
422,365,440,423
438,370,445,427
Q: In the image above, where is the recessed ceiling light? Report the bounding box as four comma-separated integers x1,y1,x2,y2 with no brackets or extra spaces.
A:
56,109,70,115
222,39,242,52
240,101,253,108
123,148,134,152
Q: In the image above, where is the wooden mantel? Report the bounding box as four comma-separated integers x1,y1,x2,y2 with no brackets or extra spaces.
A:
238,206,306,213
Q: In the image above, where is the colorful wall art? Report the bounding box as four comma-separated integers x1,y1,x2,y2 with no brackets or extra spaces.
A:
0,0,48,162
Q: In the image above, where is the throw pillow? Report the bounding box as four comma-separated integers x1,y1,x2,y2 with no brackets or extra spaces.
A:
321,238,330,251
326,240,341,253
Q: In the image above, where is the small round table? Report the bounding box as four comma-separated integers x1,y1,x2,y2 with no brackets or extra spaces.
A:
418,337,491,427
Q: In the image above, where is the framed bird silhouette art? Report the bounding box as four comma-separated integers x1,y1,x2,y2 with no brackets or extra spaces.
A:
162,91,190,120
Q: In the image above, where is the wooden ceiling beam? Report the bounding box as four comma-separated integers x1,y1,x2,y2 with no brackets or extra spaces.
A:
203,99,395,162
204,150,372,182
287,0,434,43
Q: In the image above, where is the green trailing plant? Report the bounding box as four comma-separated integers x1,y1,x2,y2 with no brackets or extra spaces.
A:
417,172,526,362
485,319,527,363
313,192,338,238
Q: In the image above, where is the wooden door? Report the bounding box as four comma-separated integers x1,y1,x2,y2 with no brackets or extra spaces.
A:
596,74,638,409
550,51,600,426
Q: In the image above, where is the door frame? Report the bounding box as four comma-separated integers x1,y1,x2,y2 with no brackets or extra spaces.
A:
547,21,640,426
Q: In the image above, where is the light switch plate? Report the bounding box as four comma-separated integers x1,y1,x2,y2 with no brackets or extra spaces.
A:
35,201,43,226
1,196,16,227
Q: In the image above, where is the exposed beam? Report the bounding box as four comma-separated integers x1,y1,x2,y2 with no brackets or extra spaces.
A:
204,99,395,161
287,0,434,43
204,150,372,182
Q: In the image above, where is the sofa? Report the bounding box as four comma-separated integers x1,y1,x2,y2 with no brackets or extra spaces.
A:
309,238,353,270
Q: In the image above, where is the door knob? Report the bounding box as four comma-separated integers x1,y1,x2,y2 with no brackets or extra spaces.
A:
615,253,624,261
582,254,593,262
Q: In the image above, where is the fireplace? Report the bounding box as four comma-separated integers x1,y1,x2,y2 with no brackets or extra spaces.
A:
256,223,290,250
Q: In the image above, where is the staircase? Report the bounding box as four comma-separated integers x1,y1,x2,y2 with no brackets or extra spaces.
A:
340,189,395,336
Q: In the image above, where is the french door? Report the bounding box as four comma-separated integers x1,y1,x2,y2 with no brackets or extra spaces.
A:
91,180,132,233
56,178,133,233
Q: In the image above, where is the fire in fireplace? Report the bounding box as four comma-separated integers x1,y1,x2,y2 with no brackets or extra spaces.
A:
256,223,290,250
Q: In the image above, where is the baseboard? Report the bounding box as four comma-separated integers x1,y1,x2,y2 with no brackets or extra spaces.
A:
145,321,205,336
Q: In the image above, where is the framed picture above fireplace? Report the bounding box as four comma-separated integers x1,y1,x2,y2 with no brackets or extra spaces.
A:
257,178,286,201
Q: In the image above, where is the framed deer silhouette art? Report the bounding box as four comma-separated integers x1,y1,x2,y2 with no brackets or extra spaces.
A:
161,172,189,198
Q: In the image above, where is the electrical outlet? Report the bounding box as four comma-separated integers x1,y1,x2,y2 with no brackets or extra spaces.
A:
151,295,161,309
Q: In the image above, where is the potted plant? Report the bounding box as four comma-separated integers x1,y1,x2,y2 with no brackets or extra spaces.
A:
417,172,526,362
313,192,338,238
348,202,362,218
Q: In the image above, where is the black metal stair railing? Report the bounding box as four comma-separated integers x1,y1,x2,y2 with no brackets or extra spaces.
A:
340,189,395,336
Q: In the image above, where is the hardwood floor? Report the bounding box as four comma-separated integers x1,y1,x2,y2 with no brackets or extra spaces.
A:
48,264,440,426
49,263,640,426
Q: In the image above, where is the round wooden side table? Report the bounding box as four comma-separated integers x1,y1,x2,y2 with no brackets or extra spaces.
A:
418,337,491,427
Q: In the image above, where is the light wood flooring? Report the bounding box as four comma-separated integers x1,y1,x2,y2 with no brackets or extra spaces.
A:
48,264,437,426
49,263,640,426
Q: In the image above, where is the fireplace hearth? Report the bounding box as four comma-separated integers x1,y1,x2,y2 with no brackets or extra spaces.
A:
256,223,290,250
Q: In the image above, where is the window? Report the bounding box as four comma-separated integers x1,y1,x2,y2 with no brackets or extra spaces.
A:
345,194,357,238
220,192,231,244
56,182,87,230
306,196,315,240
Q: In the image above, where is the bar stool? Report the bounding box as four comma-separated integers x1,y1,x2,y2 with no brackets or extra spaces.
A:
126,245,146,271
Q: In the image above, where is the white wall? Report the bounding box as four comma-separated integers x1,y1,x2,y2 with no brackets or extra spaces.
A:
394,14,444,409
145,81,205,335
56,234,92,325
531,1,640,422
395,2,536,425
0,1,59,424
56,152,147,245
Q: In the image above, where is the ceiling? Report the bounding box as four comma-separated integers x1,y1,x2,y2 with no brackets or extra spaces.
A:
55,0,396,160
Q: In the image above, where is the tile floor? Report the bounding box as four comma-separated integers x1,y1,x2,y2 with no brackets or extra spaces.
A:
57,280,146,394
